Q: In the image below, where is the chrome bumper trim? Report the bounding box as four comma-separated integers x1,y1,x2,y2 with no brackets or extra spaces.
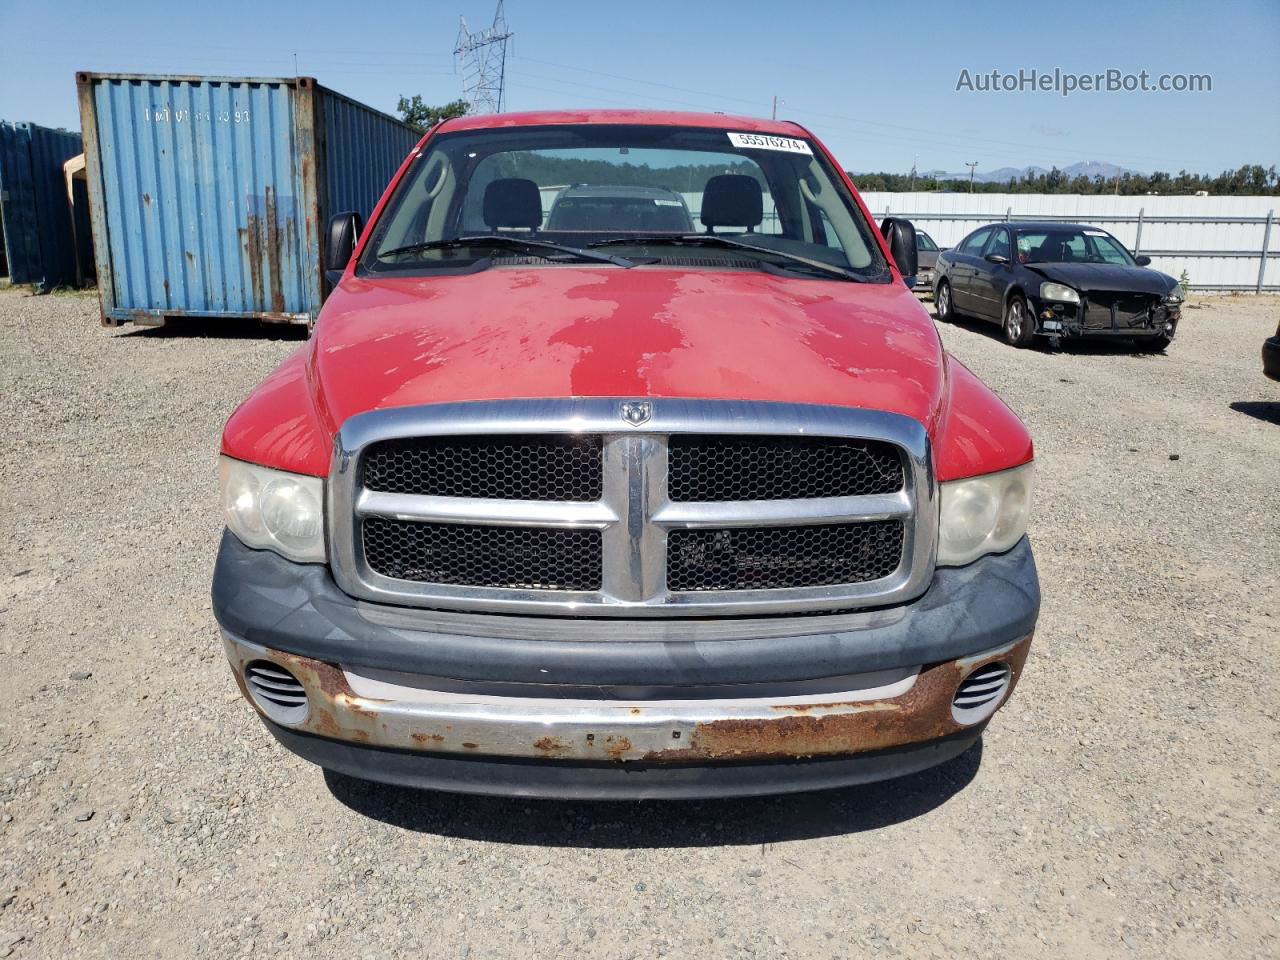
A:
225,631,1032,763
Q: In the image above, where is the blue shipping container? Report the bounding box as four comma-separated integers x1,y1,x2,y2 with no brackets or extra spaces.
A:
76,73,420,326
0,121,83,289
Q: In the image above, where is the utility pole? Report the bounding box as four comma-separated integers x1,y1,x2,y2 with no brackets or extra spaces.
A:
455,0,514,114
909,155,918,192
965,161,979,193
771,96,783,120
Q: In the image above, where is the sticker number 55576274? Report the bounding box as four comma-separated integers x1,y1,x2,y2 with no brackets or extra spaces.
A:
727,132,813,155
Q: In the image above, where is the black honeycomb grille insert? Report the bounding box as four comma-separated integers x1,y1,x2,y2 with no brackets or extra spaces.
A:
362,435,603,501
667,521,904,591
362,519,602,591
668,435,904,502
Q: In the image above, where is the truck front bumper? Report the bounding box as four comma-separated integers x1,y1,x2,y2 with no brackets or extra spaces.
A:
1030,297,1179,340
213,533,1039,799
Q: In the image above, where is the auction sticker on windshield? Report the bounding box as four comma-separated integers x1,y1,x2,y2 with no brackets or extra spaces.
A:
727,132,813,154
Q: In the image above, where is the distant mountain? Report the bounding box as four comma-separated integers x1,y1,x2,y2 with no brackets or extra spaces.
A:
983,166,1046,182
920,161,1137,183
1060,160,1133,181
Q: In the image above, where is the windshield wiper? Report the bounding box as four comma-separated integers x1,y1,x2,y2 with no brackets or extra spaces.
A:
589,234,863,281
377,235,639,268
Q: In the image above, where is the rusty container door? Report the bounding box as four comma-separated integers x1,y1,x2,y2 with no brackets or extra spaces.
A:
77,74,320,325
315,87,420,225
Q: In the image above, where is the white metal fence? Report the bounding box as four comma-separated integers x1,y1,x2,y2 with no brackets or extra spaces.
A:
537,187,1277,291
860,192,1278,292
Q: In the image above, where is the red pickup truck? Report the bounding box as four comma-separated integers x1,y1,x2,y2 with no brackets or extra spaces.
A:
213,110,1038,799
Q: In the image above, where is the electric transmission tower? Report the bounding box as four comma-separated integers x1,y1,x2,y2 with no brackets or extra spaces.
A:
454,0,514,114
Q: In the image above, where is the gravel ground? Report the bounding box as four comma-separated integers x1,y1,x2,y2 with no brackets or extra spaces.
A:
0,285,1277,960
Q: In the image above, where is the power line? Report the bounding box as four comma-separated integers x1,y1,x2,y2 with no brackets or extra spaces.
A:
503,67,1142,172
511,53,763,109
505,52,1177,170
455,0,513,114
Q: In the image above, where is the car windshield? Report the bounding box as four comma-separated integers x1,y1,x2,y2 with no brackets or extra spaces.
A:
1017,228,1134,265
362,124,890,281
916,231,938,252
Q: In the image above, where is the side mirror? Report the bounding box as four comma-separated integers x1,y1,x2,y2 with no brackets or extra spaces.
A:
1135,255,1152,267
985,253,1010,265
325,211,364,286
880,217,918,281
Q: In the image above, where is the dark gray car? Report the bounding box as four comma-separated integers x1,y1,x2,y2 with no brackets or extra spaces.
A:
1264,319,1280,381
932,221,1182,350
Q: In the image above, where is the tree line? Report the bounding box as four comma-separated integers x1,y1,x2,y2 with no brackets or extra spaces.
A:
850,164,1280,195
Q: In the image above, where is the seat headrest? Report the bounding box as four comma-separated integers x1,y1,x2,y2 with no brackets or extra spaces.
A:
701,175,763,229
483,178,543,229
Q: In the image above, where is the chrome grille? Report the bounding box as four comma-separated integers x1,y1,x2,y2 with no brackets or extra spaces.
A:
668,435,903,501
667,521,905,591
329,399,937,617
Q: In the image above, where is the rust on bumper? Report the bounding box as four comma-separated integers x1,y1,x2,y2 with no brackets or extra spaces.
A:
224,632,1032,764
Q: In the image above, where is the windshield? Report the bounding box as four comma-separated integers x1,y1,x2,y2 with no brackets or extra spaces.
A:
1017,228,1135,265
362,124,889,281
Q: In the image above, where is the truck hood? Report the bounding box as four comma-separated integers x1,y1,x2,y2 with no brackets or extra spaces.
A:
1026,261,1177,296
308,267,947,433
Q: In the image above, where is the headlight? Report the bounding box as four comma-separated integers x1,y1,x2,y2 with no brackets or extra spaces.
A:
937,462,1034,566
1163,289,1183,304
1039,282,1080,304
218,456,325,563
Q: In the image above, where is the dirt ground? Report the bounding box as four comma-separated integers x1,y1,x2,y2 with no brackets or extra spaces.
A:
0,286,1277,959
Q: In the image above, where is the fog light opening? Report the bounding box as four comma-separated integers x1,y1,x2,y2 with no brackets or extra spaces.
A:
244,660,309,725
951,661,1011,725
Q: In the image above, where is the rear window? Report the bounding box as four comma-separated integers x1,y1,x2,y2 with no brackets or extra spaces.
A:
545,193,693,233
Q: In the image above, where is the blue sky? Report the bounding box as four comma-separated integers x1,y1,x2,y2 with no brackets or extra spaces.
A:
1,0,1276,176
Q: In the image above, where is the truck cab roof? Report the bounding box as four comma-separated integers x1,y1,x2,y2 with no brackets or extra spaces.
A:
436,109,811,136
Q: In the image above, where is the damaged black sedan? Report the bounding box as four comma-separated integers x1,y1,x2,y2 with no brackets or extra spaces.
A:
933,221,1182,350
